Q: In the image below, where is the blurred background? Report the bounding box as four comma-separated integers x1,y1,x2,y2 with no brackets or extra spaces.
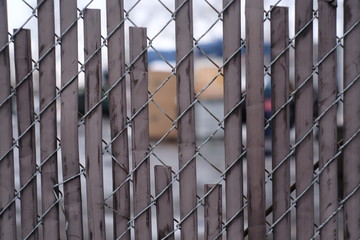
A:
3,0,351,239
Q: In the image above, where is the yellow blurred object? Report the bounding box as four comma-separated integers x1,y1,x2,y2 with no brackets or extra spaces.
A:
149,72,177,140
195,68,223,100
148,68,224,140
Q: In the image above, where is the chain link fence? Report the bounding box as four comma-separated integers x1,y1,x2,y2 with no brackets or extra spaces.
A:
0,0,359,239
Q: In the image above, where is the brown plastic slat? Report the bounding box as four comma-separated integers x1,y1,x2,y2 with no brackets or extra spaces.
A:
14,29,38,240
204,185,222,240
295,0,314,239
155,165,174,240
318,1,338,239
105,0,130,238
245,0,266,239
60,0,84,238
223,0,244,239
84,9,106,240
130,27,152,240
175,0,198,239
343,0,360,239
0,0,16,238
37,0,59,238
270,6,291,240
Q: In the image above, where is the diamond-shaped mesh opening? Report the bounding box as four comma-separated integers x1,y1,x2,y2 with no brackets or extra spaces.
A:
193,0,222,42
195,99,224,140
149,72,177,141
1,0,359,239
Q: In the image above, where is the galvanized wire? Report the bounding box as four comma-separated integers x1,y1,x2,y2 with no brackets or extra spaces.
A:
1,0,359,239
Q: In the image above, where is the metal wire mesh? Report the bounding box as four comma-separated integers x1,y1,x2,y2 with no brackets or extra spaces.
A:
0,0,359,239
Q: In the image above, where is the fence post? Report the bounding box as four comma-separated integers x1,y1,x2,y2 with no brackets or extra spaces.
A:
245,0,266,239
14,28,38,240
175,0,198,239
318,1,338,239
223,0,244,239
60,0,84,238
129,26,152,240
155,166,175,240
270,6,291,240
343,0,360,239
295,0,314,239
84,9,106,240
0,0,16,239
204,184,222,240
105,0,130,238
37,0,59,238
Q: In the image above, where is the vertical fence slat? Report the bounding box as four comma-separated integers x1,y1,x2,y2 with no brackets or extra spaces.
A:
343,0,360,239
37,0,59,238
130,27,152,240
295,0,314,239
204,185,222,240
270,6,291,240
84,9,106,240
245,1,266,239
5,2,359,239
0,1,16,239
60,1,84,239
175,1,198,239
155,166,174,240
105,0,130,238
14,29,38,240
223,0,244,239
318,1,338,239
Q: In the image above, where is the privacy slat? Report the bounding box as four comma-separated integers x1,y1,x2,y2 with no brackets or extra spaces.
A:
84,9,106,240
37,0,59,238
270,6,291,240
14,29,38,240
318,1,338,239
223,0,244,239
0,0,16,238
295,0,314,239
155,166,174,240
130,27,152,240
105,0,130,238
204,185,222,240
60,0,84,238
245,0,266,239
175,0,198,239
343,0,360,239
1,2,359,239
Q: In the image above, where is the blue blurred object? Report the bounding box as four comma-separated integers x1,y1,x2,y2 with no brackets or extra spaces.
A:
148,50,176,63
148,39,270,62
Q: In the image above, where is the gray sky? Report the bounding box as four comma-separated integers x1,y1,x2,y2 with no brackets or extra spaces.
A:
6,0,344,56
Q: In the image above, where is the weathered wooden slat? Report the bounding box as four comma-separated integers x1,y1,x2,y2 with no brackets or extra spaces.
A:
0,0,16,239
317,1,338,239
270,6,291,240
37,0,59,238
105,0,130,238
295,0,314,239
84,9,106,240
14,28,38,240
204,185,222,240
155,166,174,240
245,0,266,239
60,0,84,238
222,0,243,239
175,1,198,239
343,0,360,239
129,27,152,240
